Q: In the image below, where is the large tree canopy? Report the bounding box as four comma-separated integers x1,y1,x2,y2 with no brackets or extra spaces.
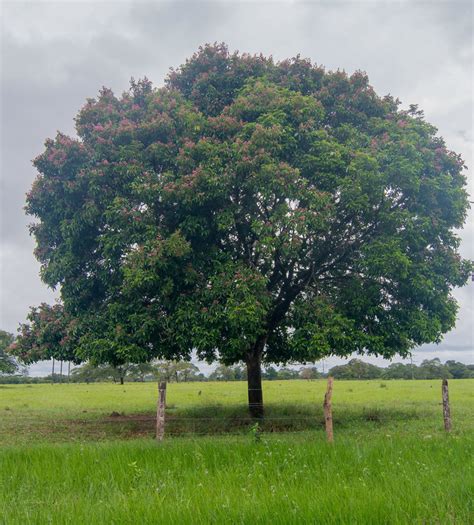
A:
27,44,471,415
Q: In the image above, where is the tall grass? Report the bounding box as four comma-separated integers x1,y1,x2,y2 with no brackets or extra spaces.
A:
1,433,472,524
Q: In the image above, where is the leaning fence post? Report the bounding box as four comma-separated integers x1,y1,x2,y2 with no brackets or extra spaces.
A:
156,381,167,441
441,378,451,432
323,376,334,443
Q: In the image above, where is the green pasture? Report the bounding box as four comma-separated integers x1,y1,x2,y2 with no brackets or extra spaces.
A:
1,379,473,443
1,380,473,523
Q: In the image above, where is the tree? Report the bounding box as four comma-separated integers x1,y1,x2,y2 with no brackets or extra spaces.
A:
382,362,416,380
0,330,18,374
127,362,159,382
416,358,451,379
71,362,119,383
444,360,473,379
262,366,279,380
277,367,300,380
27,44,472,417
299,366,320,380
329,359,382,379
209,364,246,381
175,362,201,382
154,360,202,382
155,361,178,382
9,304,80,377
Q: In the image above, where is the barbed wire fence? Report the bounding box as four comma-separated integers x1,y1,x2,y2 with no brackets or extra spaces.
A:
34,377,453,441
153,380,335,441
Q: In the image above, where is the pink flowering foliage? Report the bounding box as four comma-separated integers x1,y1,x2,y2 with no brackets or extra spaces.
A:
10,303,80,365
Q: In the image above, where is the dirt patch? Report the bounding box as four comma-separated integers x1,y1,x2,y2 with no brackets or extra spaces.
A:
104,413,156,422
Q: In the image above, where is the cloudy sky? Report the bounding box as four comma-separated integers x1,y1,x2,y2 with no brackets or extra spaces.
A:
1,0,473,375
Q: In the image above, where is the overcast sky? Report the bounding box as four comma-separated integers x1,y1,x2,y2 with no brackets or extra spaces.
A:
1,0,473,375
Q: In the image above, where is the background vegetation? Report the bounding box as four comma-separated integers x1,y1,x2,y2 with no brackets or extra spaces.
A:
1,356,472,384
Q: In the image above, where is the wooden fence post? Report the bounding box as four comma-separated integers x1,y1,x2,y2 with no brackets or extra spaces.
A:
156,381,167,441
323,376,334,443
441,379,451,432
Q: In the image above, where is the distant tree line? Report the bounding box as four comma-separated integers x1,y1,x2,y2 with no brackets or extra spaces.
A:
69,361,206,384
199,359,474,381
1,352,472,384
208,364,321,381
328,358,474,380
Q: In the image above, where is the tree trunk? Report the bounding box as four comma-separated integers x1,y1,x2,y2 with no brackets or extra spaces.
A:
246,337,266,419
120,376,124,385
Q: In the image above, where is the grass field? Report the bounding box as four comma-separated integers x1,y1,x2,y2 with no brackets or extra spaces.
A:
1,379,473,523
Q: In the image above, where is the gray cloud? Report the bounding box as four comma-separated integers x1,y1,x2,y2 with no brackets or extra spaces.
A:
1,1,472,364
